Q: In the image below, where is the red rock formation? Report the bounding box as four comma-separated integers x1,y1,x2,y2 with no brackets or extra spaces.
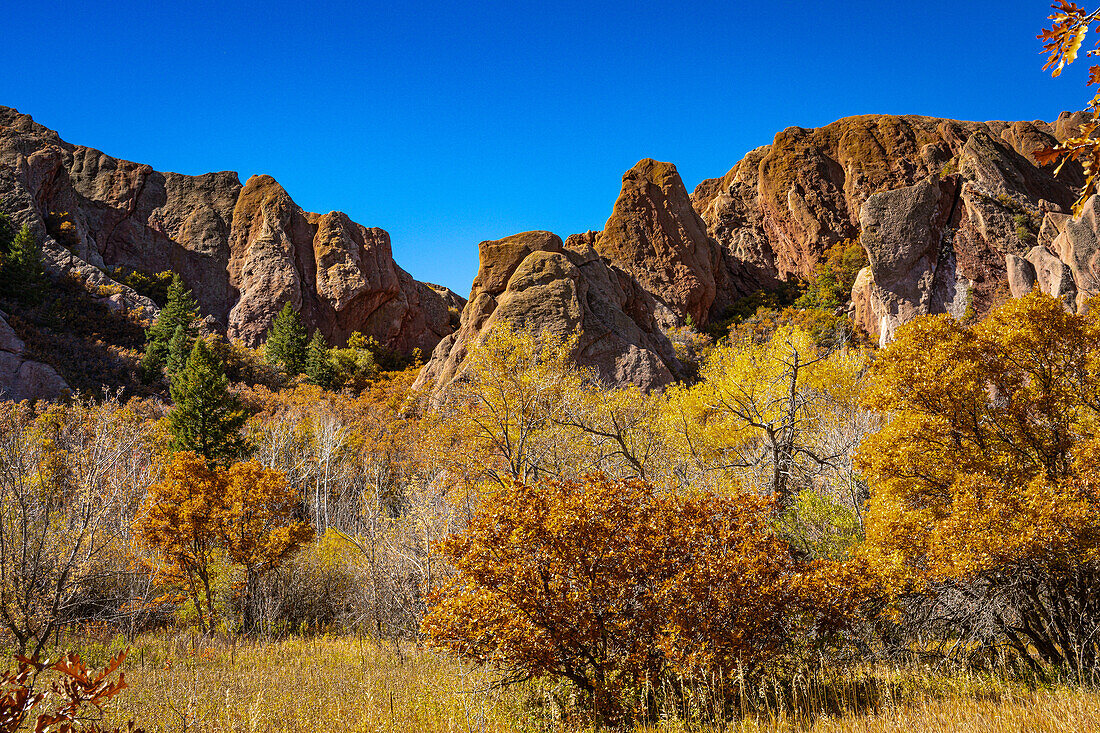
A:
419,115,1087,394
0,106,461,356
593,159,721,326
414,230,685,396
4,104,1094,400
691,113,1079,288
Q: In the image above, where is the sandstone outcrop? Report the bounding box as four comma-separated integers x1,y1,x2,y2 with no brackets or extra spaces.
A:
688,114,1090,342
845,117,1100,341
1006,244,1078,308
692,115,1078,287
6,104,1098,400
1049,195,1100,311
223,175,458,352
685,113,1091,344
851,177,970,344
413,230,686,395
984,190,1100,317
594,159,775,327
0,106,460,368
593,159,721,326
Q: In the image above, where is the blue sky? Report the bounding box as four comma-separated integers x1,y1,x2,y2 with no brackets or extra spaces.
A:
0,1,1090,294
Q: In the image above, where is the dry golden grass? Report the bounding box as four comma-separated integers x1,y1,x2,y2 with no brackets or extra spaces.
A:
99,634,532,733
39,633,1100,733
800,691,1100,733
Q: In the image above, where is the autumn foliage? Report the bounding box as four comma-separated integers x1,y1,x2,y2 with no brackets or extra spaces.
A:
0,651,140,733
134,452,313,633
1038,2,1100,211
422,474,863,723
858,291,1100,673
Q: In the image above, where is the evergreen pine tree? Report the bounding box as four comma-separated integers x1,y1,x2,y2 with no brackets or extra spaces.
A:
165,324,192,379
264,301,308,375
0,208,15,252
305,330,336,390
168,338,249,465
0,225,46,305
142,274,199,380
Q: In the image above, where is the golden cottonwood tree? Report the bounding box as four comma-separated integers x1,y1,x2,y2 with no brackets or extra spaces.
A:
858,291,1100,674
555,385,671,482
435,324,587,487
666,325,869,509
430,324,685,492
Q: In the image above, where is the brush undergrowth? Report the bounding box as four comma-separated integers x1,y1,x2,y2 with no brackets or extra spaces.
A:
8,631,1099,732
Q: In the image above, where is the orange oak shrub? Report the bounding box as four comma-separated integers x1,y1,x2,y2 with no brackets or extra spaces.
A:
0,650,141,733
221,460,315,631
857,291,1100,673
1038,1,1100,212
134,453,222,632
134,452,313,633
422,475,863,723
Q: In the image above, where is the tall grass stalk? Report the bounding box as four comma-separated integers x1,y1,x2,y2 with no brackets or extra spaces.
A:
16,631,1100,732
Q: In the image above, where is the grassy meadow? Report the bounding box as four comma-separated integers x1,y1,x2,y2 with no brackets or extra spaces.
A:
31,631,1098,733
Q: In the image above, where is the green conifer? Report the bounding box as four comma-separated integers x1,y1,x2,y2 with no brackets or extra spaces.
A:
165,324,192,379
305,330,336,390
142,274,199,380
0,225,46,305
264,302,308,375
168,338,249,465
0,208,15,251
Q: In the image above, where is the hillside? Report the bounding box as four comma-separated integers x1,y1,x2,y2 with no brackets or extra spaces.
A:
4,107,1100,732
0,106,463,398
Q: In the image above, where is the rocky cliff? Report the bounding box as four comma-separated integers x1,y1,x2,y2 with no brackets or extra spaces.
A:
5,104,1097,400
0,310,68,402
413,230,687,395
692,114,1081,280
420,111,1096,395
692,113,1089,344
415,159,735,395
0,106,461,358
590,158,770,327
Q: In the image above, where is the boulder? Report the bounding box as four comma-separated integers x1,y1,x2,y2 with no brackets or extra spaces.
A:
0,314,69,402
1027,245,1077,307
1005,254,1038,298
851,177,970,344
